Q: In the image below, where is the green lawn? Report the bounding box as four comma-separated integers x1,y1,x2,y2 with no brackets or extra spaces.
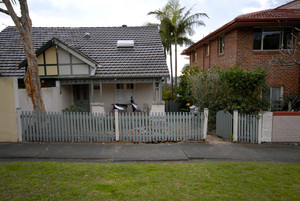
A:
0,162,299,200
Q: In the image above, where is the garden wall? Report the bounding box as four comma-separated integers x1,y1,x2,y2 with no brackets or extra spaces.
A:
19,84,73,112
0,78,19,142
272,112,300,143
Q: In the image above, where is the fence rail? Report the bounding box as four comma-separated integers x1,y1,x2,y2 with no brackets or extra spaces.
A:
21,111,114,142
118,112,204,142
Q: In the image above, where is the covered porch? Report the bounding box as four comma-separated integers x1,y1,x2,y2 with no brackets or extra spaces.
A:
59,77,165,113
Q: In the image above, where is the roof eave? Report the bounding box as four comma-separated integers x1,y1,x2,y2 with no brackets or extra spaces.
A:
182,17,300,55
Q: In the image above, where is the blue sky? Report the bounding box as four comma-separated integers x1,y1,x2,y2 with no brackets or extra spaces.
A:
0,0,290,75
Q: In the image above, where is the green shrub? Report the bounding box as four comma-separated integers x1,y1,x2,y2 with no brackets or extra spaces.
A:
273,93,300,111
62,104,86,113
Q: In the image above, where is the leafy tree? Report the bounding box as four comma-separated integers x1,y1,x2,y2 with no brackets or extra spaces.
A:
176,65,199,106
0,0,45,112
162,88,173,101
189,66,269,126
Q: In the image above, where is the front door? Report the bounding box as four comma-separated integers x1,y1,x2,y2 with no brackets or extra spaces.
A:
116,83,134,104
73,85,90,112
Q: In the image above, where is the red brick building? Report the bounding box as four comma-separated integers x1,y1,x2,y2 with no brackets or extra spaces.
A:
182,0,300,104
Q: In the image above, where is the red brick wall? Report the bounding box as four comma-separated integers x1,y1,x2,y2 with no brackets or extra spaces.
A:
236,27,300,95
190,27,300,95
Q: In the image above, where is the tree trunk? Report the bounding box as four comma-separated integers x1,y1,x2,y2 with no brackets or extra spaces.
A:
2,0,45,112
23,32,45,112
169,44,174,100
174,35,178,99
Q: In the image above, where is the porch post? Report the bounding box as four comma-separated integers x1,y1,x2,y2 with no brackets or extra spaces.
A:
91,80,94,102
153,79,156,102
99,80,103,103
159,79,162,101
164,76,167,91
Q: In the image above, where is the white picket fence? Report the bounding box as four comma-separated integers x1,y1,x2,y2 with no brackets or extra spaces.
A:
118,112,204,142
20,110,208,143
21,111,114,142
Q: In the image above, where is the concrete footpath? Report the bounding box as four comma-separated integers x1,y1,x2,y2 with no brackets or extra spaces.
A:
0,141,299,163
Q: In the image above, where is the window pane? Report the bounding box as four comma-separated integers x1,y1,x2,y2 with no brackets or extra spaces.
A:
117,83,124,89
271,87,281,103
127,83,134,89
263,29,280,50
206,44,209,56
219,36,224,54
253,28,262,50
192,51,196,62
283,28,292,49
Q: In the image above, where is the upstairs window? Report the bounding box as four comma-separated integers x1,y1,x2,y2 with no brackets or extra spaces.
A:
253,28,293,50
192,51,197,63
219,36,224,54
205,43,209,56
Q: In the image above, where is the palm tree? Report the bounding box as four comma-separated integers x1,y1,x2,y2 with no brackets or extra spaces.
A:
148,7,175,100
148,0,207,99
166,0,208,90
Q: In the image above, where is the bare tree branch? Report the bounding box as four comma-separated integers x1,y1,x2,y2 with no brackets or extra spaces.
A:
0,7,10,15
269,27,300,67
2,0,24,35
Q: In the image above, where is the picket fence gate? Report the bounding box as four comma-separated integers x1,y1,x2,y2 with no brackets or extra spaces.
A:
216,110,259,143
20,111,204,143
238,113,259,143
216,110,233,140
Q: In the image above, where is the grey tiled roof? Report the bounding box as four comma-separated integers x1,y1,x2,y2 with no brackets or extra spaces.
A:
0,26,169,78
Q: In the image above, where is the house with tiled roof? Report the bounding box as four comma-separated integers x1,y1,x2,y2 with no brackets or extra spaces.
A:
182,0,300,107
0,26,169,113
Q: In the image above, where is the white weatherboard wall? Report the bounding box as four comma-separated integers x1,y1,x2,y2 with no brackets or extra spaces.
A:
19,85,73,112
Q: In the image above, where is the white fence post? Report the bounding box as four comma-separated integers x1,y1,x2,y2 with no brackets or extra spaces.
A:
203,108,209,140
258,112,263,144
16,107,22,142
115,109,119,141
233,110,238,142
